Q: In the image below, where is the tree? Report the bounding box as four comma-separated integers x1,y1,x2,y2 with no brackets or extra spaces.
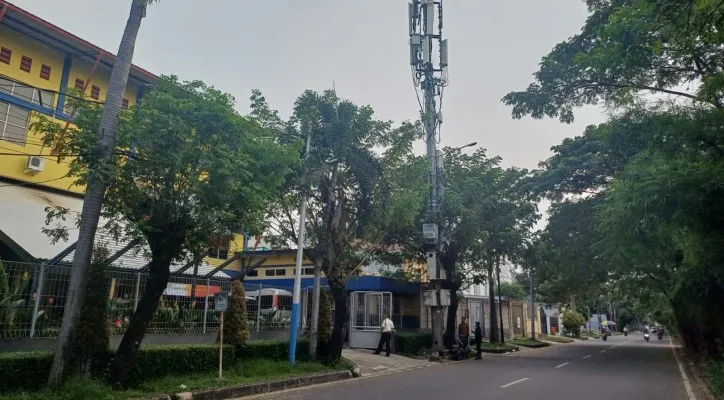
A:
259,89,421,363
316,289,332,354
502,0,724,123
38,77,297,387
562,311,586,337
499,281,525,301
47,0,162,388
222,281,250,348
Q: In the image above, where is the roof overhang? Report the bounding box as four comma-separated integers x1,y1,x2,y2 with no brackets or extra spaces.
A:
0,1,158,87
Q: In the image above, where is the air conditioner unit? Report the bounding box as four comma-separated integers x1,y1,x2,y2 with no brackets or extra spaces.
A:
25,156,45,175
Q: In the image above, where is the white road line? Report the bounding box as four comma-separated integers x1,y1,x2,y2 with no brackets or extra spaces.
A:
501,377,529,388
600,349,607,353
669,336,697,400
555,362,569,369
583,355,591,359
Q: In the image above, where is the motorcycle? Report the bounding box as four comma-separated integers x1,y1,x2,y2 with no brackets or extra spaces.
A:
452,335,470,360
658,332,663,341
602,331,608,341
644,333,650,342
624,331,628,337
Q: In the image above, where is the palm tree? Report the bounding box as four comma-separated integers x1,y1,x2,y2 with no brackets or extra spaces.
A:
47,0,159,389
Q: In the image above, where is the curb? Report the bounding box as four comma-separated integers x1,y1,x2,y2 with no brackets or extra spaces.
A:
174,370,353,400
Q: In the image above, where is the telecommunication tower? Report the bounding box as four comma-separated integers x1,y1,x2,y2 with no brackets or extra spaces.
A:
409,0,449,353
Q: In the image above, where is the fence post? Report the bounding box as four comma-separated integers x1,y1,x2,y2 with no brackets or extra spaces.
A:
256,283,262,332
202,278,210,335
133,272,141,311
29,262,46,338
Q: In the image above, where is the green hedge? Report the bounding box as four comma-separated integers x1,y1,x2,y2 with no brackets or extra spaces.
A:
238,339,309,361
0,339,308,393
394,332,432,355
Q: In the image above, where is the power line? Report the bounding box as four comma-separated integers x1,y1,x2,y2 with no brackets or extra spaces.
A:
0,175,69,188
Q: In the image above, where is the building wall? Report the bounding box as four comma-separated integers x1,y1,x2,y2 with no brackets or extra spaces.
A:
0,24,145,195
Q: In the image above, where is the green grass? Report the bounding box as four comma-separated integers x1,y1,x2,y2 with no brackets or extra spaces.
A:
512,338,551,348
0,359,345,400
540,335,575,343
704,359,724,399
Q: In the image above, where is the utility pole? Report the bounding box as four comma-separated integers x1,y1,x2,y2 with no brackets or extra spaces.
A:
289,131,312,365
529,269,535,340
409,0,449,354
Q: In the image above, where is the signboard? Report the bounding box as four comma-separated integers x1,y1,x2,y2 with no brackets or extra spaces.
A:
214,292,229,312
162,283,222,298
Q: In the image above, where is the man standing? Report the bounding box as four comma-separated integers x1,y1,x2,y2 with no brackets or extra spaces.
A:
374,313,394,356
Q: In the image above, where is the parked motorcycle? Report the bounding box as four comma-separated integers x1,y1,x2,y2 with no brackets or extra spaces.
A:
452,336,470,360
644,333,650,342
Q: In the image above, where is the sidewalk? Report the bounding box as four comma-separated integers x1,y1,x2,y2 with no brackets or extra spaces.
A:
342,348,433,377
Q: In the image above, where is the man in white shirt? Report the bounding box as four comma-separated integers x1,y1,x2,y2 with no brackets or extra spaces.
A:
374,313,395,356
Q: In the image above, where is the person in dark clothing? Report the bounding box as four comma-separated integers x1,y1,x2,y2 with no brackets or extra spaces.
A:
474,322,483,360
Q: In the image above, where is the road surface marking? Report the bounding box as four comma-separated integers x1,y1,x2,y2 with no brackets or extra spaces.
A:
669,336,696,400
583,355,591,359
501,378,529,388
555,362,569,369
600,349,607,353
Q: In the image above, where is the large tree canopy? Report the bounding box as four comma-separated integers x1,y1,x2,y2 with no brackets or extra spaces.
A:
37,76,298,385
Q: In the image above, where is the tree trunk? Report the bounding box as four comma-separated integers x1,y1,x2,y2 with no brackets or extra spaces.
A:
444,292,459,349
326,280,348,363
47,0,149,389
487,262,498,343
308,257,323,360
109,256,171,388
497,261,504,344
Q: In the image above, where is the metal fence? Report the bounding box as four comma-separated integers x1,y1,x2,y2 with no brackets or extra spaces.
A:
0,260,294,339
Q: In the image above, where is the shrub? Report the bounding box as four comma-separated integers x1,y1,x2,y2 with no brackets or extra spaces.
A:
0,351,52,392
130,344,235,382
395,331,432,355
223,281,250,347
72,246,111,375
238,339,310,361
0,339,312,393
562,312,586,337
0,344,234,392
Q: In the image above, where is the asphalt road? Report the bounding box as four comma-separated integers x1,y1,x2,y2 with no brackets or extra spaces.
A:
243,333,691,400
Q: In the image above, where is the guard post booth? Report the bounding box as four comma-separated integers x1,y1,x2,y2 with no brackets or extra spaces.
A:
300,275,421,350
346,276,420,350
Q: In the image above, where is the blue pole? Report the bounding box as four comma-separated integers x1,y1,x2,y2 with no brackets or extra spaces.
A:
289,131,311,365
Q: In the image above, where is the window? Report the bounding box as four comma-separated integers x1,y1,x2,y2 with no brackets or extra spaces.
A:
0,47,11,64
20,56,32,72
0,101,29,146
293,267,316,276
39,64,51,80
208,235,229,259
74,78,84,91
90,85,100,100
122,98,129,109
246,270,258,277
264,269,287,277
0,76,55,109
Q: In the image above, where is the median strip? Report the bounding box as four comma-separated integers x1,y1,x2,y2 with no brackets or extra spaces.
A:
501,377,529,388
